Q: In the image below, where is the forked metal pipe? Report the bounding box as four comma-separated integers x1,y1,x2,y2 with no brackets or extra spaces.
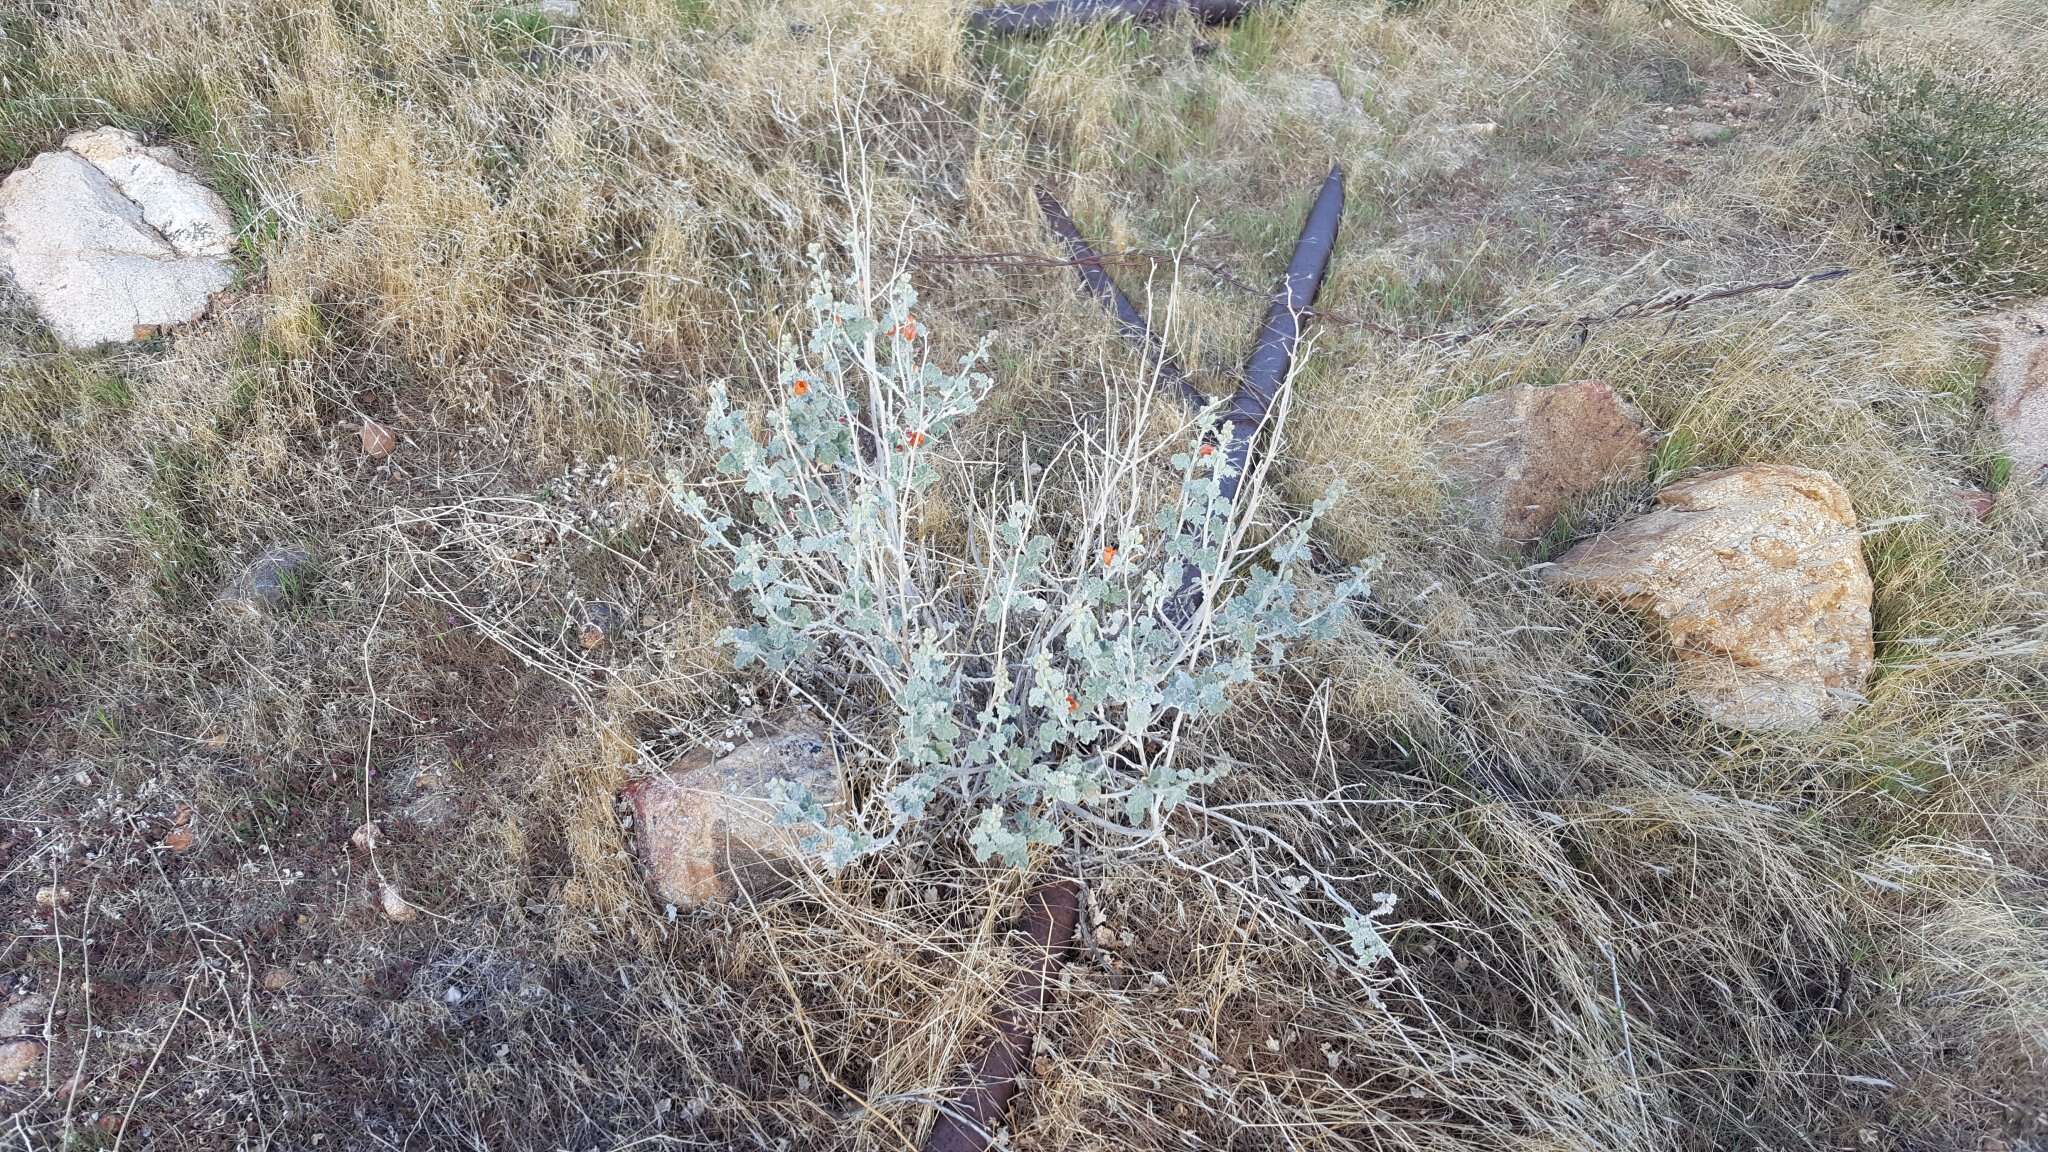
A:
1037,167,1345,625
920,172,1345,1149
1219,164,1343,504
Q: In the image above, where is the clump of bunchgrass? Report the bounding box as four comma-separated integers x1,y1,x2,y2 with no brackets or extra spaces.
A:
0,12,64,168
1853,57,2048,299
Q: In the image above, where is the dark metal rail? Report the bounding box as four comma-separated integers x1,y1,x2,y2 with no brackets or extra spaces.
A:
922,881,1082,1152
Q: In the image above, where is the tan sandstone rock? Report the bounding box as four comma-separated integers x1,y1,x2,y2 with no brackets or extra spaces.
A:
1547,464,1874,732
0,128,235,348
1277,74,1352,119
1432,380,1654,546
0,994,49,1085
623,715,842,909
1982,302,2048,490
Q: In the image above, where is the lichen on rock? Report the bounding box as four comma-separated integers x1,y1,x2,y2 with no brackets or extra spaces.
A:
0,128,236,348
623,714,843,909
1547,464,1875,732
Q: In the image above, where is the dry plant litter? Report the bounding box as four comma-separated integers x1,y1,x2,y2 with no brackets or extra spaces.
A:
0,0,2044,1149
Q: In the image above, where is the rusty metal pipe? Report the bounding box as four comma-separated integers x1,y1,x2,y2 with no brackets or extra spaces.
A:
967,0,1256,35
922,881,1081,1152
1033,186,1206,412
1217,163,1343,505
1159,164,1343,626
1035,168,1344,627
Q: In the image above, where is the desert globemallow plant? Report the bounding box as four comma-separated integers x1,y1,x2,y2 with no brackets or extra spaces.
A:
671,250,1378,915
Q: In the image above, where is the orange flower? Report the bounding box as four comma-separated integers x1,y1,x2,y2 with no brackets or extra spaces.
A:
1064,694,1079,714
790,378,810,397
1100,545,1117,566
1198,443,1215,458
905,430,927,448
896,318,919,341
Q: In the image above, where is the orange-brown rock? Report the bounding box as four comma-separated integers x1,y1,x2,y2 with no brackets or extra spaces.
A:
623,715,841,908
1432,380,1653,546
1547,464,1874,732
1982,302,2048,490
360,417,397,459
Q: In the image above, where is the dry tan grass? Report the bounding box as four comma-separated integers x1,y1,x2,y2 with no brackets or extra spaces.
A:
1,0,2044,1148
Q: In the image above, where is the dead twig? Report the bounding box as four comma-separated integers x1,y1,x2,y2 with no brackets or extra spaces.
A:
1659,0,1844,88
1437,267,1854,346
744,881,920,1151
912,244,1852,346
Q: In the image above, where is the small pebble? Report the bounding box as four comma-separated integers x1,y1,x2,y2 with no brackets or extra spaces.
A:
379,884,419,923
350,822,380,852
360,417,396,459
